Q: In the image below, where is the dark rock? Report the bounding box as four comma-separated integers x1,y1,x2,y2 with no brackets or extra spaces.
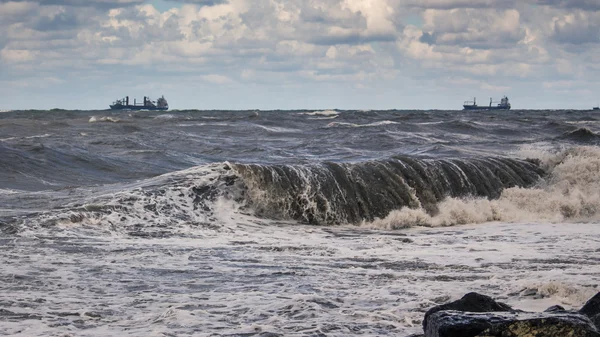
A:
592,313,600,331
425,311,510,337
478,314,600,337
544,305,566,312
425,311,599,337
423,292,513,331
581,292,600,318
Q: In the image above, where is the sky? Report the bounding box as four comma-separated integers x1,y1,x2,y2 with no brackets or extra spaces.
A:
0,0,599,110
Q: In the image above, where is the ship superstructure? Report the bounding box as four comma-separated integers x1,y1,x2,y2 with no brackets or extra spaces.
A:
110,96,169,111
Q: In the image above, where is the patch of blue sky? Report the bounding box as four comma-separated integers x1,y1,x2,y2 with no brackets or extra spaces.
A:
404,14,423,28
147,0,181,12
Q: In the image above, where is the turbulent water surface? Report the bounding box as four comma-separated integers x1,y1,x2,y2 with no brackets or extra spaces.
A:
1,109,599,336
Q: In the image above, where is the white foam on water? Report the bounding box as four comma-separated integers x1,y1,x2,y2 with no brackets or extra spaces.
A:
326,120,399,128
565,121,600,125
154,114,175,119
0,134,51,142
251,124,300,133
178,122,229,127
308,115,339,120
0,188,21,195
89,116,120,123
3,146,600,336
367,146,600,229
301,110,340,116
1,221,599,336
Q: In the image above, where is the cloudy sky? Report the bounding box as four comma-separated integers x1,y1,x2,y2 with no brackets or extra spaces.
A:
1,0,599,110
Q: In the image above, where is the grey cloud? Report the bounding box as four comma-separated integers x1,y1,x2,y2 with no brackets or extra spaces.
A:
420,9,526,49
403,0,516,9
299,4,361,25
32,9,83,31
551,15,600,44
309,32,396,46
537,0,600,10
101,9,184,45
160,0,227,4
0,2,39,23
232,0,396,47
0,0,144,8
419,32,436,44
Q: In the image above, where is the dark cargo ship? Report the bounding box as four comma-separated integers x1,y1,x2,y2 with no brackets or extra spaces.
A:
110,96,169,111
463,96,511,110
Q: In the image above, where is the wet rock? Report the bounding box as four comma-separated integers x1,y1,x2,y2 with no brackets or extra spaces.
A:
425,311,599,337
478,314,600,337
421,292,600,337
425,311,516,337
592,314,600,331
423,292,513,331
544,305,566,313
581,292,600,318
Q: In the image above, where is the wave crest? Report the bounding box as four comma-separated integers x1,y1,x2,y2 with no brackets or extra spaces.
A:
9,147,600,233
232,156,543,225
559,128,600,143
368,146,600,228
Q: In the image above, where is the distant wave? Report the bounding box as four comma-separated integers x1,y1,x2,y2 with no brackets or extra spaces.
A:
251,124,300,133
301,110,340,116
558,128,600,143
0,134,51,142
326,120,399,128
308,115,339,120
178,122,230,127
89,116,120,123
154,114,175,120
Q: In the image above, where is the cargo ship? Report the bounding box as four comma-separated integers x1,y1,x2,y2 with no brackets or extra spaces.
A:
110,96,168,111
463,96,511,110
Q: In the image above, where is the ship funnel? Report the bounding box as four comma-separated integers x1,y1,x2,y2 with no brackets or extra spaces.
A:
126,96,129,106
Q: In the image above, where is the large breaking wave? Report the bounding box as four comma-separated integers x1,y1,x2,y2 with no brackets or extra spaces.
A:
231,156,543,225
5,146,600,234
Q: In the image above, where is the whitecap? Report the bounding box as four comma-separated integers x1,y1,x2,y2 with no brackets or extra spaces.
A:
154,114,175,120
326,120,399,128
301,110,340,116
89,116,120,123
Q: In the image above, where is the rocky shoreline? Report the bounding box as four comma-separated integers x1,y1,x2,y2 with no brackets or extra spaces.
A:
410,292,600,337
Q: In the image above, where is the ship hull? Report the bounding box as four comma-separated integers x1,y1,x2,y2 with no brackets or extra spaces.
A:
110,105,168,111
463,105,510,111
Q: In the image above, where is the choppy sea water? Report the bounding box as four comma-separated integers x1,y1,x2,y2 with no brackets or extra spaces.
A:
1,109,599,336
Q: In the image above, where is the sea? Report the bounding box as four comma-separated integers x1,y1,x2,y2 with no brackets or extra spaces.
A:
0,108,599,336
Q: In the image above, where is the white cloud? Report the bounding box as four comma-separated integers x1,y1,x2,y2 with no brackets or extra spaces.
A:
0,0,599,109
201,74,233,83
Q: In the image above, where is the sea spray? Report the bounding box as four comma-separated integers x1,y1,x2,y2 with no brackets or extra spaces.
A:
367,146,600,229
